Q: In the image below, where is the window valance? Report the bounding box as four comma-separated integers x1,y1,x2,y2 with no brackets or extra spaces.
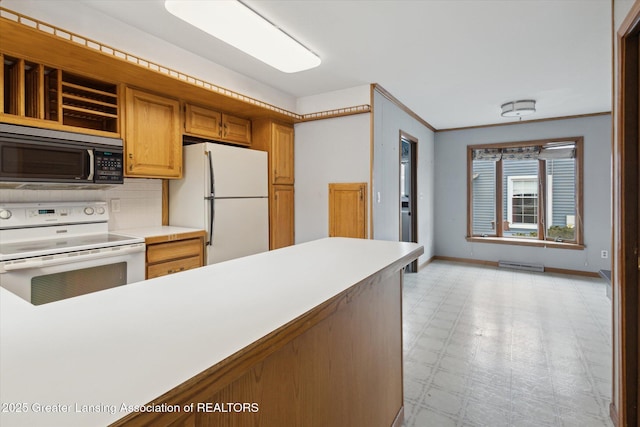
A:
472,148,502,161
472,143,575,161
501,146,540,160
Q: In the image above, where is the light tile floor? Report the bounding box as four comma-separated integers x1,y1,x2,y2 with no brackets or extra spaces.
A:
401,261,613,427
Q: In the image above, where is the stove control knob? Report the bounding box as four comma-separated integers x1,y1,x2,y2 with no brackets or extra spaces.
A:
84,207,95,215
0,209,11,220
96,207,106,215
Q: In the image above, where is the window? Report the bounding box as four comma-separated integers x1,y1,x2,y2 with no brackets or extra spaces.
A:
508,176,538,228
467,138,583,247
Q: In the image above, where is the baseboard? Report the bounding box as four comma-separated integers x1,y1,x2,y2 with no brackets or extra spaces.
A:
391,405,404,427
545,266,600,278
432,256,600,278
610,402,619,427
418,256,436,270
433,256,498,267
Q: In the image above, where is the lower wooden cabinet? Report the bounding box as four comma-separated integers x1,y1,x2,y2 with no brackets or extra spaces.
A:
270,184,294,249
145,232,205,279
328,182,367,239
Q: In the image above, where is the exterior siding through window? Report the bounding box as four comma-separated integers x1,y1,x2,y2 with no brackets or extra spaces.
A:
547,159,576,227
472,161,495,235
472,159,576,236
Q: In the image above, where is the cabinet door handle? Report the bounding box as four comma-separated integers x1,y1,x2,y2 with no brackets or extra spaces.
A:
223,123,228,137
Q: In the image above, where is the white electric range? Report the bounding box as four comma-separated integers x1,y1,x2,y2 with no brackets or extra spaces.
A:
0,201,145,305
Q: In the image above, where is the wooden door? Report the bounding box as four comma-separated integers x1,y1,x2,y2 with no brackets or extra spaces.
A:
615,3,640,425
125,87,181,178
272,123,294,185
329,183,367,239
271,185,295,249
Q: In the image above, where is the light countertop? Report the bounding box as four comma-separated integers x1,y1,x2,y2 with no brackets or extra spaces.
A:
115,226,205,240
0,238,423,427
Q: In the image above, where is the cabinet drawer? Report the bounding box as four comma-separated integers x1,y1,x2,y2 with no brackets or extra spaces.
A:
146,238,202,263
147,256,202,279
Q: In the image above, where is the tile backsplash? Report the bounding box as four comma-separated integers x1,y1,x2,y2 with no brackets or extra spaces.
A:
0,178,162,230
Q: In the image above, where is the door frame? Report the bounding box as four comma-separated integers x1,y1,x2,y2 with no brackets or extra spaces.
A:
614,1,640,425
399,131,418,272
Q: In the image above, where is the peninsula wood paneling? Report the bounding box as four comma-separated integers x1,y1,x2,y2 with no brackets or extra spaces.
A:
108,247,424,427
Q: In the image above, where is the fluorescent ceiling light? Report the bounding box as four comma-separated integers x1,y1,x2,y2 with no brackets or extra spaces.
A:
164,0,321,73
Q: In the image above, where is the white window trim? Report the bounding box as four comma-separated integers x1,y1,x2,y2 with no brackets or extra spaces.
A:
506,175,553,230
545,175,553,231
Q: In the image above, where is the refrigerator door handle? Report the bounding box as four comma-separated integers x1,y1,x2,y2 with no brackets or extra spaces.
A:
209,196,215,246
207,150,215,197
206,150,215,246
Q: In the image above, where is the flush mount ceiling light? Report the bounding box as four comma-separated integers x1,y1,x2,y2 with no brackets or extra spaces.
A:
164,0,321,73
500,100,536,117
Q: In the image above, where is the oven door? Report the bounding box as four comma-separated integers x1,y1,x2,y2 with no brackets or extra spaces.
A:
0,140,93,183
0,244,145,305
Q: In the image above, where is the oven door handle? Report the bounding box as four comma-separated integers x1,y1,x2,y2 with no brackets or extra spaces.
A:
1,244,145,271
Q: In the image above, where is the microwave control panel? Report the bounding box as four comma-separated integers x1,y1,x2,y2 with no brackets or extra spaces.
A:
94,150,124,183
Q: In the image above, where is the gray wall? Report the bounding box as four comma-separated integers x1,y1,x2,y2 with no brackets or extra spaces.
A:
434,114,611,272
372,90,435,265
294,114,371,244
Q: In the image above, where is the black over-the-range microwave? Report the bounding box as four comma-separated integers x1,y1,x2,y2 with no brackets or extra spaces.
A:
0,123,124,185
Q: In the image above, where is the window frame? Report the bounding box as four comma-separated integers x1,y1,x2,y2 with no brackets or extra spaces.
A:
505,174,554,231
466,137,584,250
507,175,539,230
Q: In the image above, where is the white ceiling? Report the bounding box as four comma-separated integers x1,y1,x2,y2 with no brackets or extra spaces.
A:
80,0,611,130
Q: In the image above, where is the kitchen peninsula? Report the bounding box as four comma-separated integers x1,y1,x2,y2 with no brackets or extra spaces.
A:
0,237,423,427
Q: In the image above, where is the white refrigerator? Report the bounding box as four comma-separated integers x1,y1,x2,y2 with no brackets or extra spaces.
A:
169,142,269,264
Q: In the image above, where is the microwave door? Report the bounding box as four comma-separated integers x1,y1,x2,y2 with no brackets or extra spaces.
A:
0,141,92,183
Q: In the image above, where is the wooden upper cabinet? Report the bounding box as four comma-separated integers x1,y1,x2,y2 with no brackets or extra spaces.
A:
184,103,221,139
1,53,119,136
271,123,294,185
221,113,251,146
183,103,251,146
125,87,182,178
252,120,295,249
